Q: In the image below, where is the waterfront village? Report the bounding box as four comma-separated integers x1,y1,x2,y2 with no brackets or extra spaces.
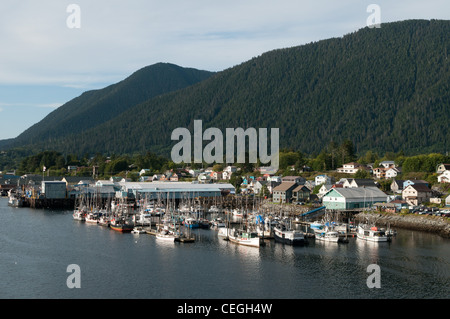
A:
1,160,450,244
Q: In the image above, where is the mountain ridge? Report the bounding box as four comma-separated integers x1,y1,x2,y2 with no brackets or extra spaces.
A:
1,19,449,160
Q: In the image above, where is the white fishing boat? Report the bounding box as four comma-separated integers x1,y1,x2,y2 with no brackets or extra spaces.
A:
85,212,99,224
226,228,263,248
73,210,86,221
155,226,177,241
210,218,226,228
315,229,340,242
132,226,146,234
356,224,391,242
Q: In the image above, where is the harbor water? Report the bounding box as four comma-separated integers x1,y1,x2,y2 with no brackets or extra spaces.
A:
0,198,448,299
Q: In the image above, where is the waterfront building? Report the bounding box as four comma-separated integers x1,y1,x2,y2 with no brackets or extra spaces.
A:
322,187,388,210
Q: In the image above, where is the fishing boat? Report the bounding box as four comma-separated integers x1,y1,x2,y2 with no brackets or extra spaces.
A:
210,218,226,228
98,214,110,227
356,224,391,242
85,212,99,224
183,217,199,229
132,226,146,234
155,225,178,241
315,229,340,242
73,210,86,221
226,228,263,248
273,223,307,246
110,217,134,232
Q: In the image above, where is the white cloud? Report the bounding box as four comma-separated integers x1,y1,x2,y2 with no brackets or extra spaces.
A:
0,1,448,86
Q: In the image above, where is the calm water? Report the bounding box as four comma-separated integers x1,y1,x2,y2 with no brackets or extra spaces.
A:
0,198,448,299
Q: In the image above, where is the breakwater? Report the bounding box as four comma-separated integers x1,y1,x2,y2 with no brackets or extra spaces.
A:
356,211,450,238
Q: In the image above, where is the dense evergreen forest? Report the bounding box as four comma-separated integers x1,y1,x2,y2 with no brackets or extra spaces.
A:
0,19,448,170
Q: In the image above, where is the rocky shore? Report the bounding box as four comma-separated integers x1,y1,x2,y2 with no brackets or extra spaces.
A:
355,212,450,238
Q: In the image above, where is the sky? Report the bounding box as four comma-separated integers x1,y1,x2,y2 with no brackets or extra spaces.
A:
0,0,448,140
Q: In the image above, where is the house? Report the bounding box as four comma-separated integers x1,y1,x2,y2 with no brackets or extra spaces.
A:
337,162,367,174
222,171,232,180
322,187,388,210
390,179,405,194
437,170,450,183
386,167,401,179
197,173,211,183
318,184,333,198
343,178,377,188
380,161,396,168
61,176,94,187
292,185,310,202
210,171,223,181
272,182,297,203
253,180,268,195
267,180,281,194
282,176,305,185
446,194,450,207
403,180,428,189
402,184,433,206
267,176,282,183
224,166,237,173
372,167,387,179
436,164,450,174
315,174,334,186
139,169,151,176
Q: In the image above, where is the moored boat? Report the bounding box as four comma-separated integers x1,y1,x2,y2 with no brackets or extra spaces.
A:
273,224,307,246
226,228,263,248
356,224,391,242
110,218,134,232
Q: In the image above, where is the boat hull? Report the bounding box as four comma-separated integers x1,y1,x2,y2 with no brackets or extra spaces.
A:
273,233,307,246
110,224,134,232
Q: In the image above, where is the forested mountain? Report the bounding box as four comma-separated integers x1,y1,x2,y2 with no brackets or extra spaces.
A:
2,19,449,160
2,63,214,150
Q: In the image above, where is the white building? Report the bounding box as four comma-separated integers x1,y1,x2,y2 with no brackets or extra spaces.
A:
438,170,450,183
315,174,334,186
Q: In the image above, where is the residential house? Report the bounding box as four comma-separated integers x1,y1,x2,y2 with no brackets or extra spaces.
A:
224,166,237,174
139,169,151,176
390,179,405,194
272,182,297,203
267,176,282,183
436,163,450,174
318,184,333,198
380,161,396,168
221,171,230,180
386,167,401,179
315,174,334,186
437,170,450,183
403,180,428,189
267,180,281,194
253,180,268,195
402,184,433,206
446,194,450,207
282,176,305,185
197,173,211,183
292,185,310,202
322,187,388,210
211,171,223,181
337,162,368,174
343,178,377,188
372,167,387,179
61,176,94,187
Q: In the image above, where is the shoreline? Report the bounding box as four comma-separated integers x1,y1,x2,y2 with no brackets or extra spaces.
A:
355,211,450,238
